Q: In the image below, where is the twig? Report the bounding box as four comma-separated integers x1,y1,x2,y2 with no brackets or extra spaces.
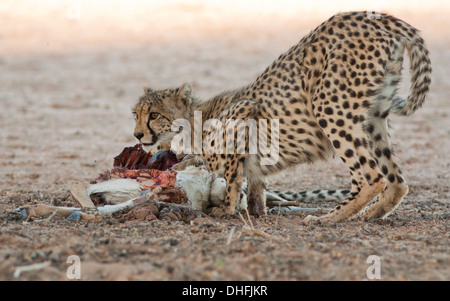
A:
226,226,235,245
244,208,254,229
273,204,282,233
237,209,271,239
238,212,249,228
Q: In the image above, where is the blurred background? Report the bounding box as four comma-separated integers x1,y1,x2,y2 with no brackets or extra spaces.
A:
0,0,449,194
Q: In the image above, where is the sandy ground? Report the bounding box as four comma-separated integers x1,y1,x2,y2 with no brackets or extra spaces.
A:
0,1,449,281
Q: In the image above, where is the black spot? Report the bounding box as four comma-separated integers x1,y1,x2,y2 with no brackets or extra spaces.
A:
383,148,392,159
359,156,367,165
375,148,382,157
362,100,371,108
388,174,396,183
333,140,341,149
324,107,333,115
343,101,350,109
336,119,345,126
318,119,328,128
345,149,354,158
373,134,382,142
380,110,389,118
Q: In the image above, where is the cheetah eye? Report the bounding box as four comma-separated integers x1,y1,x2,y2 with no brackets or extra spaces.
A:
149,112,159,120
132,112,138,120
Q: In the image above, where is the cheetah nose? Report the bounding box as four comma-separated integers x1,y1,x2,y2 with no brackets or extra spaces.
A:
134,132,144,140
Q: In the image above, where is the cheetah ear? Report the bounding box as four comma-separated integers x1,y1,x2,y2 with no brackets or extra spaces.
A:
176,83,192,107
143,87,154,94
177,83,192,98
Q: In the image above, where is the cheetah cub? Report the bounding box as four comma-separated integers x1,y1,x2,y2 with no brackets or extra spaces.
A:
133,11,431,223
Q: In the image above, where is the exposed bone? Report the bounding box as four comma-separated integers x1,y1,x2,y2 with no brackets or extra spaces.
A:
33,209,59,224
87,178,141,205
174,166,212,212
67,181,95,208
13,261,51,278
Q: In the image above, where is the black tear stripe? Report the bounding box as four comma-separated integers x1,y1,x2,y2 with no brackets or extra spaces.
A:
146,118,158,145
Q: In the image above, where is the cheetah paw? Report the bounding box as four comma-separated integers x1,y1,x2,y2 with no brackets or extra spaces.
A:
210,207,234,219
303,215,321,224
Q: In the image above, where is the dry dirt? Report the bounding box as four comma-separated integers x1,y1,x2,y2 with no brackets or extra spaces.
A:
0,1,449,281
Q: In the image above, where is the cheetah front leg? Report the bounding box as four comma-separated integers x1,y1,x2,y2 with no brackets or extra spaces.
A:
247,178,267,217
219,155,245,215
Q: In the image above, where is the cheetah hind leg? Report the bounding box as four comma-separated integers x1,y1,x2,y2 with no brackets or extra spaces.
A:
359,117,409,219
304,123,387,224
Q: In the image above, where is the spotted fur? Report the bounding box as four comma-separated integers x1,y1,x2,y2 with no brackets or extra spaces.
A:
133,11,431,223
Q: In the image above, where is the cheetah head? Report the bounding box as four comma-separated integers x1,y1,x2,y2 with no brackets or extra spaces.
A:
132,83,194,152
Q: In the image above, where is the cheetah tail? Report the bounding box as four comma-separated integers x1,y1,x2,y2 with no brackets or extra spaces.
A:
266,188,350,203
393,33,432,116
